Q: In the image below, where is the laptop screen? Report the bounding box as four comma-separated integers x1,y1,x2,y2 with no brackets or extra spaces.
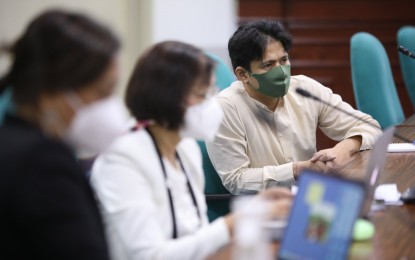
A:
279,170,366,260
364,126,395,190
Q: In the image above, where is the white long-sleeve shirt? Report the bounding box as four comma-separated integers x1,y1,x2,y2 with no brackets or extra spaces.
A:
206,75,382,195
90,130,230,260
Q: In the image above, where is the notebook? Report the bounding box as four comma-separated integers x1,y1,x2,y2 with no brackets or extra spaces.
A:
278,169,366,260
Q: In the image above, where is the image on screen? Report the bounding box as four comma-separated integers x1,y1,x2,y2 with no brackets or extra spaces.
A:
279,170,365,260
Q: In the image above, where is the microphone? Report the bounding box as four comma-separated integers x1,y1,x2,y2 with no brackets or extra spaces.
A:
398,45,415,59
295,88,415,144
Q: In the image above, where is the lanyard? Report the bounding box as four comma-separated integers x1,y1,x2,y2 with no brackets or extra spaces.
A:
145,128,201,239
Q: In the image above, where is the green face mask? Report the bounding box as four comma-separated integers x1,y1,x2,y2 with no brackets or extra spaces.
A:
250,65,291,98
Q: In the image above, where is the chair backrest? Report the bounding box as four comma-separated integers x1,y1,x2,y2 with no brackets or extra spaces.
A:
0,88,13,124
201,53,235,195
200,53,235,221
397,26,415,110
350,32,405,128
197,140,230,195
207,53,235,91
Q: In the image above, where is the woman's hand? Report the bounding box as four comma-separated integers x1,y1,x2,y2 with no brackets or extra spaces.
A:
259,188,293,219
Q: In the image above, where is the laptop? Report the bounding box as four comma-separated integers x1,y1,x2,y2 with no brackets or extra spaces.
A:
278,169,367,260
361,126,396,215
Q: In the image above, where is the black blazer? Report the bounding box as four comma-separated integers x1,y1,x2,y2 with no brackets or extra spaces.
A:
0,115,109,260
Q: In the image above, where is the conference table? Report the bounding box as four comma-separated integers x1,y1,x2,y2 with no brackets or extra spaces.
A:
342,115,415,260
209,115,415,260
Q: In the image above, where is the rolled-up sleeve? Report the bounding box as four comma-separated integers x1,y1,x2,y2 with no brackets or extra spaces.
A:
206,96,295,195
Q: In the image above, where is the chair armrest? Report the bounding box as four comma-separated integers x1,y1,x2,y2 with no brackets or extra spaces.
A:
205,194,234,201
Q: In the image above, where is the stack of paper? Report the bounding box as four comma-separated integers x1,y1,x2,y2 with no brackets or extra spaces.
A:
374,183,402,204
387,143,415,153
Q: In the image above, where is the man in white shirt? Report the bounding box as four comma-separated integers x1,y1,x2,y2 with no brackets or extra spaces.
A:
206,19,382,195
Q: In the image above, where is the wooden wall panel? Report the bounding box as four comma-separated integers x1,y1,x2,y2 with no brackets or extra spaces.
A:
239,0,283,17
239,0,415,149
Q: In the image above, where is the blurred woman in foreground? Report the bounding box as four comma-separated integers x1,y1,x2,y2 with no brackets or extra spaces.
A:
0,10,126,259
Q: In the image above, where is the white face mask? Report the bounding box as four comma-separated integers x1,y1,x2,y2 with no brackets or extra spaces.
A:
179,96,224,141
64,92,128,158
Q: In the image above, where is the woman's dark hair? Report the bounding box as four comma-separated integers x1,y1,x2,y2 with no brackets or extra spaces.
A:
228,19,292,71
125,41,214,130
0,9,120,106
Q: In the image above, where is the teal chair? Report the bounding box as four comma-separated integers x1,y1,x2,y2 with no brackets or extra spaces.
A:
0,88,13,124
350,32,405,129
397,26,415,110
209,54,235,90
198,141,233,221
200,53,235,222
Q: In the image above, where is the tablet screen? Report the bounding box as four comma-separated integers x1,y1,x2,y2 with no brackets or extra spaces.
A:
279,170,366,260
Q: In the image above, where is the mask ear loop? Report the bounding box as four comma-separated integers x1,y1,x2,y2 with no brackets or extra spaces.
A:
40,93,78,139
55,91,85,138
64,91,84,112
246,73,260,90
40,109,67,138
241,68,257,90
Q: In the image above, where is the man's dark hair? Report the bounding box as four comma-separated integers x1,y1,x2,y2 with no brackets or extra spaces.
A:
0,9,120,106
228,19,292,71
125,41,214,130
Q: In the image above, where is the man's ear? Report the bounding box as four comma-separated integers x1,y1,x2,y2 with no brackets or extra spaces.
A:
235,66,249,83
